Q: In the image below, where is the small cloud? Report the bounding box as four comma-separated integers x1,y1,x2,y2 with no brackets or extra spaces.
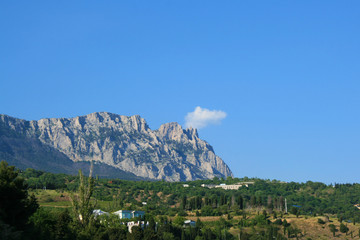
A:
185,106,227,129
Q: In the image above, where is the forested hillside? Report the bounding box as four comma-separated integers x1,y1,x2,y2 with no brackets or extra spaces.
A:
21,168,360,222
2,161,360,240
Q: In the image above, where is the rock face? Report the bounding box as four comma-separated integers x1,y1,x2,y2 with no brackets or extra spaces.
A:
0,112,233,181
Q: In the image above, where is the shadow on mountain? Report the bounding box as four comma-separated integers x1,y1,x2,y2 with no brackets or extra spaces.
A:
0,124,147,181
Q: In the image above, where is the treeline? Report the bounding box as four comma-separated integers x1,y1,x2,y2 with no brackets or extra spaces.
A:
2,160,287,240
90,177,360,221
19,167,360,221
4,161,360,239
21,168,77,190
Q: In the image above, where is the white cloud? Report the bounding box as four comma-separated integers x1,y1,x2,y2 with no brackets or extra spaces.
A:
185,106,227,129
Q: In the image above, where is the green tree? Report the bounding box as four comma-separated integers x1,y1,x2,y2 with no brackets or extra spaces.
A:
237,195,244,209
128,226,143,240
70,164,95,228
181,196,187,210
54,209,73,240
250,196,256,207
340,223,349,235
290,207,298,215
201,205,213,216
282,219,290,235
29,208,56,240
173,216,185,226
143,214,157,240
329,224,336,237
181,229,185,240
29,208,74,240
317,218,325,224
162,232,175,240
0,161,38,236
106,226,127,240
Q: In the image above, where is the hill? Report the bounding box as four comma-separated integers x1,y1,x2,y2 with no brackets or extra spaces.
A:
21,168,360,240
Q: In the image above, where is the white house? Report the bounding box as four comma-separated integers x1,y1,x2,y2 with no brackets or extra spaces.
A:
184,220,196,228
127,221,149,233
93,209,109,218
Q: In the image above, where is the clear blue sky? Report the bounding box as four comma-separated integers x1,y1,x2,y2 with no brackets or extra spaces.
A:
1,1,359,183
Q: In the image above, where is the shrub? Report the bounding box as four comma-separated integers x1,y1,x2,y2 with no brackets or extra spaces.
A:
339,223,349,234
273,219,283,225
317,218,325,224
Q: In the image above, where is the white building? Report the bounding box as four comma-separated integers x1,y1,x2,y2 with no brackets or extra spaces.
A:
183,220,196,228
215,184,242,190
93,209,109,218
202,182,254,190
127,221,149,233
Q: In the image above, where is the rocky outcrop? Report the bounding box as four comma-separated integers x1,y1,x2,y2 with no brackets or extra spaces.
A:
0,112,233,181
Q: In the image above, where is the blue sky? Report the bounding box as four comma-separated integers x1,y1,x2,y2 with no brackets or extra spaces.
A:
1,1,359,183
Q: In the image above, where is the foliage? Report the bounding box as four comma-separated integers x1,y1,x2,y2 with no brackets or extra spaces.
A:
29,208,74,240
3,161,360,240
70,166,95,228
317,218,325,224
339,223,349,234
18,167,360,222
0,161,38,238
328,224,337,237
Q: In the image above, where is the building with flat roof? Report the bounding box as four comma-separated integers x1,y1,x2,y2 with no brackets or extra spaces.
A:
113,210,145,219
202,182,255,190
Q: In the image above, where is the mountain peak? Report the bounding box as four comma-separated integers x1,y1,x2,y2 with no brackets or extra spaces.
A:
0,113,233,181
185,127,199,139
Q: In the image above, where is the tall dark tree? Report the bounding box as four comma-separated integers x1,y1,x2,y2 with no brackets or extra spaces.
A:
0,161,38,235
196,196,202,209
181,196,187,210
267,195,273,210
237,195,244,209
250,196,256,207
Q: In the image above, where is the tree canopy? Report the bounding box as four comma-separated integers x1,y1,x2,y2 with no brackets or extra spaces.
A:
0,161,38,238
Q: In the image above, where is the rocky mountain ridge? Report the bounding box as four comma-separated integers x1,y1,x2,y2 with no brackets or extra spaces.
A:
0,112,233,181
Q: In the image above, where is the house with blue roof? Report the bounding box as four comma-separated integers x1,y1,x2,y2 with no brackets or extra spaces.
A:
113,210,145,219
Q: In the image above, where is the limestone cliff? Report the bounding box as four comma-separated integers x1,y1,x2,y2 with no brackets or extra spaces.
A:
0,112,233,181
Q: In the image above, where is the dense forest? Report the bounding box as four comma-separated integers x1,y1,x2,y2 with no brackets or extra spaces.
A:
1,160,360,239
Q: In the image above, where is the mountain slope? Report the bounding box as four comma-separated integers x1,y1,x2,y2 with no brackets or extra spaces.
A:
0,112,233,181
0,120,148,180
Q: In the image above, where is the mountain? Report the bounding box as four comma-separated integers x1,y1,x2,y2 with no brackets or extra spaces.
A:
0,112,233,181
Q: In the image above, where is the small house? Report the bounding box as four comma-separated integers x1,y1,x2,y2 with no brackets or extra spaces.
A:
93,209,109,218
113,210,145,219
183,220,196,228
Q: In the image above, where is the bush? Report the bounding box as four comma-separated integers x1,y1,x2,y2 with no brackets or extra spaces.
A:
317,218,325,224
339,223,349,234
273,219,283,225
290,207,298,215
177,210,188,216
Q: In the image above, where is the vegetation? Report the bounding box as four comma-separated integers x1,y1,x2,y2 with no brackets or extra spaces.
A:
0,161,38,239
2,160,360,239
